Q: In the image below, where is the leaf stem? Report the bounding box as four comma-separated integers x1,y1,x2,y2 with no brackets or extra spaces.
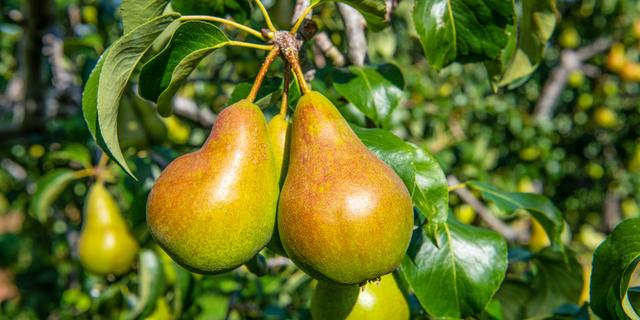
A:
279,63,291,117
97,152,109,171
228,41,273,51
290,4,315,35
180,15,266,41
448,183,466,192
254,0,277,33
247,48,281,103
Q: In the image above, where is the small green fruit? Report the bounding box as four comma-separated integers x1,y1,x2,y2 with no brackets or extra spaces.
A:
311,274,410,320
78,182,139,275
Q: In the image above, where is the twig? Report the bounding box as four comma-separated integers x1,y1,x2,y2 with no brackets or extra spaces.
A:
534,38,612,120
337,3,367,66
173,96,215,127
603,190,621,232
447,175,519,242
313,32,346,67
291,0,310,25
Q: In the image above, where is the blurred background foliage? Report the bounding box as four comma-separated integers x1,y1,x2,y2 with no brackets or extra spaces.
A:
0,0,639,318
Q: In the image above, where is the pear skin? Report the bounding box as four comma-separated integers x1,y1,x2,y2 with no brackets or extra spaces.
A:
278,91,413,285
146,100,279,274
78,182,139,275
311,274,410,320
266,114,291,256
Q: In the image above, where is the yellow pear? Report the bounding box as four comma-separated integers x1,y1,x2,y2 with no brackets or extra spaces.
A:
78,182,139,275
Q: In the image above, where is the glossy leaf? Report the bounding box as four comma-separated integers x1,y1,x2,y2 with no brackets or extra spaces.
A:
171,0,250,20
312,0,388,31
139,21,229,116
401,218,508,318
120,0,170,34
486,0,557,88
591,218,640,320
333,64,404,128
353,127,448,242
96,13,179,177
30,169,80,222
413,0,515,69
127,250,165,319
467,180,565,252
46,144,92,168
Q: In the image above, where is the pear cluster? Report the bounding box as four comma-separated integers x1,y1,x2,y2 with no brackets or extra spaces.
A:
146,90,414,285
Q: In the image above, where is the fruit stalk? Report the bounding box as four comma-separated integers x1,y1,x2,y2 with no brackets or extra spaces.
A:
247,48,281,102
280,63,290,117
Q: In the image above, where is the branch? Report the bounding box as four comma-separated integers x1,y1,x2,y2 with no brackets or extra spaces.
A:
534,38,612,121
447,175,519,242
337,3,366,66
291,0,310,25
313,32,346,67
172,96,215,127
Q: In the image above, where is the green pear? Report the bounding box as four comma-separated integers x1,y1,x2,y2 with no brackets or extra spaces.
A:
278,91,413,285
266,113,291,256
78,182,139,275
146,100,279,274
311,274,410,320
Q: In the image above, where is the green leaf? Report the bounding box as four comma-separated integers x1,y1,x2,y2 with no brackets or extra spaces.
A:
46,144,92,168
485,0,557,88
333,64,404,128
127,250,165,320
120,0,170,34
591,218,640,320
30,169,80,222
311,0,388,31
170,0,251,20
139,21,229,116
82,50,107,141
467,181,565,252
413,0,516,69
526,248,583,318
401,218,508,318
172,262,192,317
353,127,448,242
96,13,179,177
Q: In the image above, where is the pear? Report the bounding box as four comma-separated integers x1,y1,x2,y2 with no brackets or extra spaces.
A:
267,114,291,186
266,114,291,256
311,274,410,320
78,182,139,275
146,100,279,274
278,91,413,285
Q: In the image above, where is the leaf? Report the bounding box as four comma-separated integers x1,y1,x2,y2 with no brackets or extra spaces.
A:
591,218,640,320
413,0,516,69
96,13,179,177
120,0,170,34
82,50,107,141
311,0,388,31
467,181,565,252
401,218,508,318
333,64,404,128
485,0,557,88
30,169,80,222
526,248,583,318
127,250,165,320
353,127,448,242
172,262,192,316
46,144,92,168
139,21,229,116
171,0,251,21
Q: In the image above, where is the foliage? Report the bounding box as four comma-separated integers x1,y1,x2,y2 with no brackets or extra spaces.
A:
0,0,639,318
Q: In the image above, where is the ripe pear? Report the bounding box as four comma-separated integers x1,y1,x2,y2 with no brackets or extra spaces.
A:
278,91,413,285
311,274,410,320
78,182,139,275
265,114,291,256
146,100,279,274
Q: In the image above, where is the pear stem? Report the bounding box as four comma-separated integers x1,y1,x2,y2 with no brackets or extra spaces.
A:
254,0,277,33
279,63,290,117
97,152,109,171
180,16,266,41
290,58,310,95
290,5,315,35
247,48,281,103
